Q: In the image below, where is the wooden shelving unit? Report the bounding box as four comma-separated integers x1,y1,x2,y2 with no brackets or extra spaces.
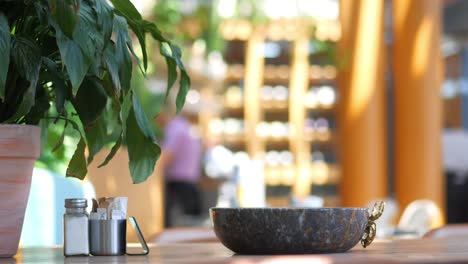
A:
210,17,341,203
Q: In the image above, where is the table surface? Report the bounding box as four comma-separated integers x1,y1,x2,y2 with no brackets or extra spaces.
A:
3,237,468,264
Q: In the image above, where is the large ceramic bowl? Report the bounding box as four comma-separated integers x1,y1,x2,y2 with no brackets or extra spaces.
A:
210,207,370,254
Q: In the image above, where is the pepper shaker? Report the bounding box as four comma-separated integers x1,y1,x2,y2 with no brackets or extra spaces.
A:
63,198,89,256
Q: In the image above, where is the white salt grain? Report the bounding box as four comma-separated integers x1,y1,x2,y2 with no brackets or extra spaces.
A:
64,198,89,256
64,215,89,256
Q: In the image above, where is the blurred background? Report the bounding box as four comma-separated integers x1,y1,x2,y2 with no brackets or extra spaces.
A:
20,0,468,246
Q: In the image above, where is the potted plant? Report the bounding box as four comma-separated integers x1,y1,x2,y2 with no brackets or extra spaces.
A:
0,0,190,257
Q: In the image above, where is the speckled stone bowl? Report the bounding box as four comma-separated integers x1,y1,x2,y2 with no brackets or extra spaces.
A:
210,207,369,254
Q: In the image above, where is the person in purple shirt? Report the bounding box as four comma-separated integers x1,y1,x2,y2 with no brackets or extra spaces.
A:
156,110,202,227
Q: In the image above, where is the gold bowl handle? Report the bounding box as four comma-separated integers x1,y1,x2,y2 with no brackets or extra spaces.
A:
360,201,385,248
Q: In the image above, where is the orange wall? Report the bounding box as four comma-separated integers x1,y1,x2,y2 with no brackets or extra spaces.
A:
87,149,164,242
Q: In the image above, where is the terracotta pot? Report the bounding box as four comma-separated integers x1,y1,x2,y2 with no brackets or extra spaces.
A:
0,125,41,257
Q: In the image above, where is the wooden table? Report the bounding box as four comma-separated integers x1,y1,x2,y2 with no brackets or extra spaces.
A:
4,237,468,263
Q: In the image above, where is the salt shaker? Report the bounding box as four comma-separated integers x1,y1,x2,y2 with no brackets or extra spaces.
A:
64,198,89,256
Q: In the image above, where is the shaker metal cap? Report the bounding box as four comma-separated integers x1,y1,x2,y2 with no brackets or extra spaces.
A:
65,198,88,208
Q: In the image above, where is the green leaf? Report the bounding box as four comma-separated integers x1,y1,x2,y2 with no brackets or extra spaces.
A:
39,119,50,154
140,20,165,42
110,0,142,21
34,2,49,26
165,56,177,99
48,0,79,38
66,116,85,139
126,33,143,73
7,85,36,122
7,36,42,122
85,113,107,164
160,43,177,99
56,29,90,94
131,92,156,141
126,106,160,184
109,1,146,70
169,44,190,113
11,36,41,82
73,1,102,60
52,122,67,152
23,87,50,125
95,0,114,49
120,91,132,133
113,15,132,90
98,132,122,168
127,19,148,71
73,78,107,126
0,13,10,100
103,43,121,91
66,137,88,180
170,44,185,71
134,27,147,71
42,57,68,113
100,74,120,109
137,20,191,112
177,70,190,114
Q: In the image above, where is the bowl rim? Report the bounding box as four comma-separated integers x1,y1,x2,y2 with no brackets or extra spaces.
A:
210,207,369,211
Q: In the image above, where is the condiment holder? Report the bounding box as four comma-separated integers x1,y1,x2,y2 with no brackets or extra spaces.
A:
63,197,149,257
89,219,127,256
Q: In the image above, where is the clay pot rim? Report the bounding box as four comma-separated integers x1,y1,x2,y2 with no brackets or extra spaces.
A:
0,124,40,128
0,124,41,159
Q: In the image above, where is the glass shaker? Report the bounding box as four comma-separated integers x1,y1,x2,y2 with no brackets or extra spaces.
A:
64,198,89,256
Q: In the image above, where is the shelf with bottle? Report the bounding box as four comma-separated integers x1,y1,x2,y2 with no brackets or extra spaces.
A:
256,121,290,142
262,101,289,111
266,195,291,207
263,110,290,122
264,139,290,150
309,65,337,81
263,149,294,186
308,38,337,63
304,85,337,110
209,118,245,144
222,39,247,86
224,39,248,62
264,19,306,41
220,18,340,42
220,19,253,41
263,161,340,186
223,84,244,110
263,40,292,66
307,162,340,185
307,133,340,186
263,65,291,82
225,64,246,81
304,131,334,143
264,164,296,186
266,184,292,196
203,147,249,181
222,105,245,117
305,37,340,187
310,148,337,163
260,84,289,111
220,138,247,150
304,116,335,143
313,20,341,42
265,18,340,42
209,139,247,153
